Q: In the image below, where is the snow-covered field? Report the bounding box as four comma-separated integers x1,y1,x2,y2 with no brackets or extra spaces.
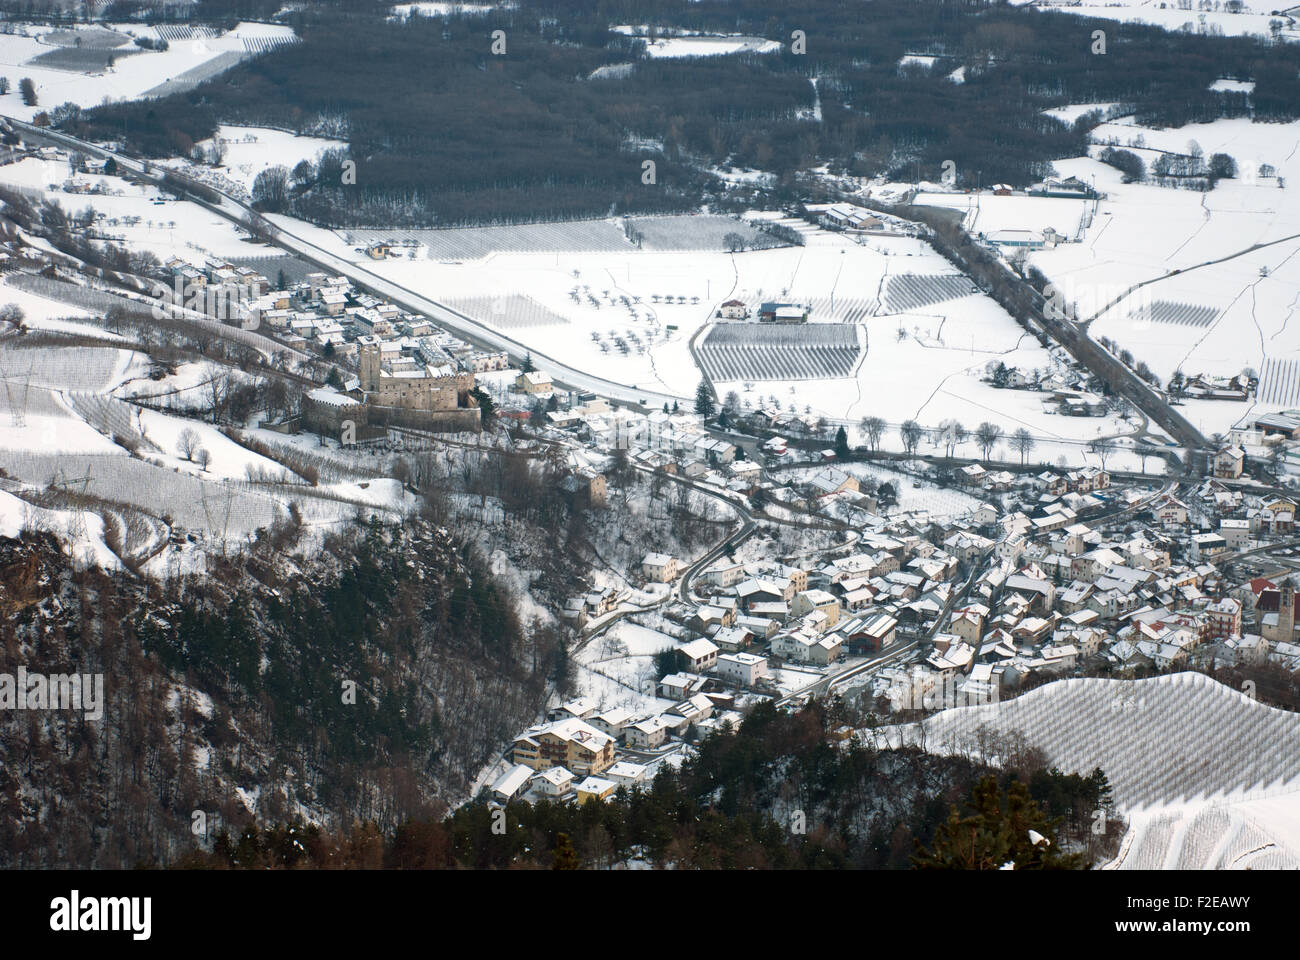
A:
0,21,297,120
644,36,781,58
278,212,1135,460
0,156,276,264
196,125,348,193
1014,0,1300,42
1023,114,1300,435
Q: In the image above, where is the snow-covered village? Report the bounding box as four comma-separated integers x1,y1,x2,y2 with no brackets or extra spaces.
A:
0,0,1296,913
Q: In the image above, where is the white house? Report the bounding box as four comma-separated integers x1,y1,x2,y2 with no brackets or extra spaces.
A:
714,652,768,686
642,552,680,583
678,637,719,672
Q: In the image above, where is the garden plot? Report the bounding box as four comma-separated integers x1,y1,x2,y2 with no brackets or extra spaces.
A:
698,323,865,381
444,294,569,330
578,620,678,702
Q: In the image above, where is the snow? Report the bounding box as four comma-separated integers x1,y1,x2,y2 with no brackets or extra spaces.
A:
0,488,121,569
1022,114,1300,434
1010,0,1300,42
643,36,781,58
0,21,298,120
136,408,294,481
197,125,348,193
1042,102,1124,124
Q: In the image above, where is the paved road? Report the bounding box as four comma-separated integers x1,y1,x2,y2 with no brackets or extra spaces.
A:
3,115,693,411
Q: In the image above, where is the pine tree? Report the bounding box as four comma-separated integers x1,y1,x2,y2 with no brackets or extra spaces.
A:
552,832,580,870
521,352,535,373
694,380,715,418
912,776,1088,870
834,426,850,459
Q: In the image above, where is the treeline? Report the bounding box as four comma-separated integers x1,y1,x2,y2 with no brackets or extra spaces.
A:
173,699,1115,869
70,0,1300,227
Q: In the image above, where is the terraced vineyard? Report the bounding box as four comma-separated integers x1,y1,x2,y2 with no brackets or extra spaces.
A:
698,322,866,382
882,273,978,312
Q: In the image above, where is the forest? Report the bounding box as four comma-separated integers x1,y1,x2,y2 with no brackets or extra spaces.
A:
171,699,1119,869
0,516,569,867
61,0,1300,227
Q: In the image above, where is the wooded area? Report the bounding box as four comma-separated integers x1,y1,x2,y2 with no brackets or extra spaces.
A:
65,0,1300,227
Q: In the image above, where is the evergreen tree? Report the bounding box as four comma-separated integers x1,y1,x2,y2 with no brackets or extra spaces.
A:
521,352,535,373
834,426,850,459
472,386,496,426
912,776,1088,870
552,832,580,870
694,380,715,418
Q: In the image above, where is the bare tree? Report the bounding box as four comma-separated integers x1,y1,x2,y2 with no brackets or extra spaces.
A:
1088,436,1116,470
1011,427,1036,465
195,447,211,471
177,428,200,461
860,415,886,452
900,419,924,457
975,421,1003,460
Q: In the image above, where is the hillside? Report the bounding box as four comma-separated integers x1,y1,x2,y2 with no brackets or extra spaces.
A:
0,517,563,868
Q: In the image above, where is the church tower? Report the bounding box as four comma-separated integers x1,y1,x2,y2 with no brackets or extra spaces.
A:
1280,580,1295,643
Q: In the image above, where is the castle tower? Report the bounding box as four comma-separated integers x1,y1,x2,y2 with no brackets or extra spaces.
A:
1280,580,1295,643
359,343,381,394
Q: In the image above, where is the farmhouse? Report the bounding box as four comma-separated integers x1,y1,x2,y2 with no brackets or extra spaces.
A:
719,299,749,319
757,301,809,323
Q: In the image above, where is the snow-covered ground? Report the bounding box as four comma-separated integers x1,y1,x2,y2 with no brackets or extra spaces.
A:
0,21,297,120
1023,114,1300,435
643,36,781,58
1012,0,1300,42
0,156,274,264
190,125,347,193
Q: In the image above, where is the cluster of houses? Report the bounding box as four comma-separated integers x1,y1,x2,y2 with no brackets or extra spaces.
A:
492,693,744,805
